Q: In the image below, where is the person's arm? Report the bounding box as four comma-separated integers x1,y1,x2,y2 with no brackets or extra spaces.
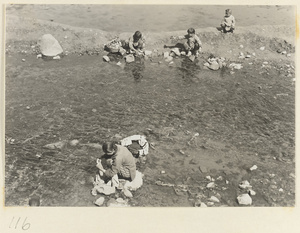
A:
104,157,121,178
232,16,236,28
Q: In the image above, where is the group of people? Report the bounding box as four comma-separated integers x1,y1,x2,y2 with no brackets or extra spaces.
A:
97,9,236,183
105,9,235,59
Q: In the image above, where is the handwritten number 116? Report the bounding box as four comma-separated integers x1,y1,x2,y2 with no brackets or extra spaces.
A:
9,217,30,230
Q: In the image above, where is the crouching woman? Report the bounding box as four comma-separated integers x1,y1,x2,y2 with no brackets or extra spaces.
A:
97,141,136,182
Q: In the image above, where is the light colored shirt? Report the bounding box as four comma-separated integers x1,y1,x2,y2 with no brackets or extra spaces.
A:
104,145,136,180
222,15,235,27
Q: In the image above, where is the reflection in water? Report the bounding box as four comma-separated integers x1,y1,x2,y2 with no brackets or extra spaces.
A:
178,57,201,83
124,56,145,82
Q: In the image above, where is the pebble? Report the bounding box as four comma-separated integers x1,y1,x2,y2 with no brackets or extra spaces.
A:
287,53,291,57
237,194,252,205
206,182,215,188
239,180,252,189
94,197,105,206
279,188,284,192
281,51,287,55
209,196,220,203
249,165,258,171
207,202,214,206
53,55,61,60
69,139,79,146
22,59,26,62
246,55,251,58
103,55,110,62
206,176,212,181
249,189,256,196
240,45,244,48
200,202,207,207
92,108,97,112
116,61,122,66
260,46,265,51
37,54,42,58
161,170,166,174
26,106,30,110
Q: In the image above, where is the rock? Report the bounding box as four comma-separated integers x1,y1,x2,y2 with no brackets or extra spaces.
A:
171,48,181,56
125,54,135,63
163,51,169,58
204,62,210,67
43,141,65,150
207,202,214,206
144,50,152,56
199,165,208,173
103,55,110,62
161,170,166,174
249,189,256,196
229,63,243,70
53,55,61,60
189,55,196,62
206,176,212,181
37,54,42,59
287,53,291,57
200,202,207,207
95,184,116,195
91,188,97,196
246,55,251,58
208,62,219,70
263,61,268,65
279,188,283,192
260,46,265,51
249,165,258,171
239,180,252,189
38,34,63,56
94,197,105,206
281,51,287,55
123,189,133,198
26,106,30,110
209,196,220,203
22,59,26,62
69,139,79,146
116,61,122,66
206,182,215,188
240,45,244,48
237,194,252,206
165,56,173,62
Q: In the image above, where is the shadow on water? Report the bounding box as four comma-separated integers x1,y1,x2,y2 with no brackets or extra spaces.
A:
178,57,202,83
124,56,145,82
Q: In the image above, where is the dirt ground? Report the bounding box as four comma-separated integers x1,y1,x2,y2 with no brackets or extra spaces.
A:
4,7,296,207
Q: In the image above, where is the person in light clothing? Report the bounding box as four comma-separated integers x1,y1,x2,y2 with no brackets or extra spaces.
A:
220,9,235,33
97,141,136,182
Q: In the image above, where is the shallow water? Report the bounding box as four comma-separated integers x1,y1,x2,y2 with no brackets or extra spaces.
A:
6,4,295,32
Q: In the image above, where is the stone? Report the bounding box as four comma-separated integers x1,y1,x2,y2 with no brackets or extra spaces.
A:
94,197,105,206
171,47,181,56
240,45,244,48
246,55,251,58
103,55,110,62
69,139,79,146
206,176,212,181
43,141,65,150
165,56,173,62
209,196,220,203
199,165,208,173
260,46,265,51
144,50,152,56
206,182,215,188
22,59,26,62
237,194,252,205
53,55,61,60
239,180,252,189
207,202,214,206
37,54,42,59
249,165,258,171
163,51,169,58
200,202,207,207
123,189,133,198
38,34,63,56
249,190,256,196
125,54,135,63
208,62,219,70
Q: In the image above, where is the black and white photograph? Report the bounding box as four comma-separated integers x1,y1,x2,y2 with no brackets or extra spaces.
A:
1,1,299,232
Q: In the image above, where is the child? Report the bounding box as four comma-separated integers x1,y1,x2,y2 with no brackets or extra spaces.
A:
97,141,136,182
220,9,235,33
171,28,202,57
121,31,145,55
